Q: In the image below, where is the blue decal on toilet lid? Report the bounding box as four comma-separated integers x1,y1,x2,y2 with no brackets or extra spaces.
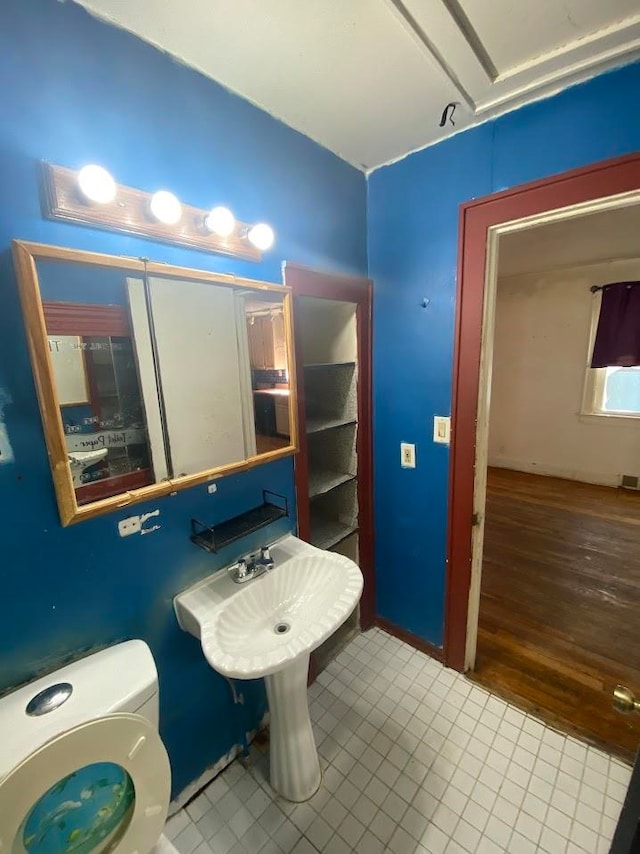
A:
21,762,135,854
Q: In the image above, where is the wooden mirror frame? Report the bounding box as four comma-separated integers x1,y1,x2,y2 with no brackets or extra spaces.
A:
12,240,298,526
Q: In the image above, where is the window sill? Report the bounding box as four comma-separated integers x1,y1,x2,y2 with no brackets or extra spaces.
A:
578,411,640,426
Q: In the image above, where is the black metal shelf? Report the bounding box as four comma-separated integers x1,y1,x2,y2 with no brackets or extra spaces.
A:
190,490,288,553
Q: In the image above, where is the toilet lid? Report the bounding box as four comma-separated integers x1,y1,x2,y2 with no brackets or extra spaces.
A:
0,713,170,854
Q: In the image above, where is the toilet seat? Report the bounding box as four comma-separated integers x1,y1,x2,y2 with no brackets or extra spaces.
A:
0,713,170,854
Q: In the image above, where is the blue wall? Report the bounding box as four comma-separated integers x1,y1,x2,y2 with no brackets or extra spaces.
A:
5,0,640,800
368,60,640,647
0,0,366,797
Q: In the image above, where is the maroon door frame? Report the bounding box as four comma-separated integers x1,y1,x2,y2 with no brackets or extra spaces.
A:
283,263,375,629
445,152,640,672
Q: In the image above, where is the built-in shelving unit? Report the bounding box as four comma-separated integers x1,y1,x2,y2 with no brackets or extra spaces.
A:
308,468,356,498
285,266,373,680
306,415,357,435
310,518,359,551
304,362,356,370
310,478,359,551
295,296,362,668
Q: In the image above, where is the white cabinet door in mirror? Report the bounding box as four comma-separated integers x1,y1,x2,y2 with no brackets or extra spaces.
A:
146,277,256,475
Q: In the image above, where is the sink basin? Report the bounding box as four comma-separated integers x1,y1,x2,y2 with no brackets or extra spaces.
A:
201,552,362,679
174,535,364,802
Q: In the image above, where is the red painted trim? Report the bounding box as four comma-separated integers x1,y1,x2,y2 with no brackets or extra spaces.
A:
291,298,311,541
75,468,153,504
284,264,376,630
446,151,640,672
375,617,444,662
356,295,375,631
43,302,130,337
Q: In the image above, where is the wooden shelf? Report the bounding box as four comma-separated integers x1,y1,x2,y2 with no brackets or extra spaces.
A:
310,517,358,550
308,469,356,498
303,361,356,370
306,416,357,435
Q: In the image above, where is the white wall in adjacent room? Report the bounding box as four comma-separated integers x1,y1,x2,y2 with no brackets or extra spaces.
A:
488,259,640,486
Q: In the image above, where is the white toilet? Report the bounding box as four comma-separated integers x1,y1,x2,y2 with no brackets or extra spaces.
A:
0,640,172,853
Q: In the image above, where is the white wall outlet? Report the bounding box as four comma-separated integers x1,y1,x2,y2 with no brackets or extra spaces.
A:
400,442,416,468
433,416,451,444
207,483,218,494
118,515,141,537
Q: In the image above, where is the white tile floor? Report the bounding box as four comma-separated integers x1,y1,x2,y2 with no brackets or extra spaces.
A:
165,628,631,854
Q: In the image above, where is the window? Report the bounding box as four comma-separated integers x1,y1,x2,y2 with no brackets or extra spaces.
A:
582,289,640,420
589,366,640,416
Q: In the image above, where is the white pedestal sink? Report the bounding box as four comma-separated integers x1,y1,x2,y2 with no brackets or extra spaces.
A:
174,535,363,802
265,654,320,800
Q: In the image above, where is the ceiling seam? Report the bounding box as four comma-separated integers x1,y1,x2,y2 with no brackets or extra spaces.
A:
387,0,476,110
440,0,498,81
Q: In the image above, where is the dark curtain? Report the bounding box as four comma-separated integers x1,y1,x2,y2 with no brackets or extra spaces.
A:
590,282,640,368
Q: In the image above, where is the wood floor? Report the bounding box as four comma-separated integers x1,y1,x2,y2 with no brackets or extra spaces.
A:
472,467,640,762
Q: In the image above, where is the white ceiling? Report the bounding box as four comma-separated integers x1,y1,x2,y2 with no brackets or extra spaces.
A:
73,0,640,171
498,203,640,278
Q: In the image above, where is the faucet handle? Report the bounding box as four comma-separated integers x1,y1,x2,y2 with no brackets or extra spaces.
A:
261,546,271,561
234,558,249,579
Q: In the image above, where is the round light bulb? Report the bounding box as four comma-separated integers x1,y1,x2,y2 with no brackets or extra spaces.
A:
77,165,116,204
149,190,182,225
204,206,235,237
247,223,275,251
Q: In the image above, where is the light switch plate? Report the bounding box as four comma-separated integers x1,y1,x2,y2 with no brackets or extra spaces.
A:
433,416,451,444
400,442,416,468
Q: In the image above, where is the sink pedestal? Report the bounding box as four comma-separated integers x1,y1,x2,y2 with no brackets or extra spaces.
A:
264,653,320,802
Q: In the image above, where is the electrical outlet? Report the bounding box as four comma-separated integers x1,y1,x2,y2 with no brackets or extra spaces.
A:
433,416,451,444
400,442,416,468
118,515,141,537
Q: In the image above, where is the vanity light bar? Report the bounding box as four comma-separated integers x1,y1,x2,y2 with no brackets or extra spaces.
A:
40,162,275,262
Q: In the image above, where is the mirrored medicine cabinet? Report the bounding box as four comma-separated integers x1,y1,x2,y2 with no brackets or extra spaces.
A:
12,241,298,525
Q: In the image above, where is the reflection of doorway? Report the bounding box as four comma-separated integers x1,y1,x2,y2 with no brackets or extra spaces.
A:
446,153,640,759
470,206,640,758
44,301,154,504
245,297,291,456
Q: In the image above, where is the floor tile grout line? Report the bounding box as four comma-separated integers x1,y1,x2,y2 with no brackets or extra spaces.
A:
167,626,631,854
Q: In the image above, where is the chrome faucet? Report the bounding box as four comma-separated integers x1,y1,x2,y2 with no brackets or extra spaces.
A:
229,546,275,584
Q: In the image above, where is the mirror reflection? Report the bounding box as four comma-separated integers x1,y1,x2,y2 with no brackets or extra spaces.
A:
34,256,294,512
245,295,291,455
39,261,156,505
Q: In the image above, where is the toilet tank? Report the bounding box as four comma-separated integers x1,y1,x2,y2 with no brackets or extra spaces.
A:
0,640,159,780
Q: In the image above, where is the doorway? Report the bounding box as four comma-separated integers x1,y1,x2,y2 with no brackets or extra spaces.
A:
470,204,640,758
445,153,640,757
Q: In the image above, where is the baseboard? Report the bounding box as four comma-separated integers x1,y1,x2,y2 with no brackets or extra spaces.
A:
374,616,445,663
168,711,269,816
488,458,619,488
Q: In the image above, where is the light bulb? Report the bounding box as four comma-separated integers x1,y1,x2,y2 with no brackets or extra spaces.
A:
204,206,235,237
77,165,116,204
247,223,275,251
149,190,182,225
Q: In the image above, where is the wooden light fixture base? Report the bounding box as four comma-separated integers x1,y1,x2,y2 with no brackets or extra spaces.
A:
40,162,262,262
